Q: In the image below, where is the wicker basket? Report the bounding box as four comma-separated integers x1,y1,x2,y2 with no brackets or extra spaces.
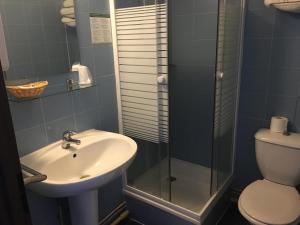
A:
6,81,48,99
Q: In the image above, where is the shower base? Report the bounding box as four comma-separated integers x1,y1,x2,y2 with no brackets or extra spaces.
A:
130,158,211,213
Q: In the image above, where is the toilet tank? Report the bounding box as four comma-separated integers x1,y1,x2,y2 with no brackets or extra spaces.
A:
255,129,300,186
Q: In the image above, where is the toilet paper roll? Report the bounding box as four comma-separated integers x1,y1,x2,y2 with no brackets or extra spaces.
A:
270,116,288,133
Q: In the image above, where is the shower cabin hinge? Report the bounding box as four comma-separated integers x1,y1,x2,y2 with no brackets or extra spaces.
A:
168,176,177,182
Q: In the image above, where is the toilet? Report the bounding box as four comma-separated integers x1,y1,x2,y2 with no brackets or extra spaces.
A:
238,128,300,225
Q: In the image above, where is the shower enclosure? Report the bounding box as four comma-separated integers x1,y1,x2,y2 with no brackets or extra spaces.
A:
110,0,245,223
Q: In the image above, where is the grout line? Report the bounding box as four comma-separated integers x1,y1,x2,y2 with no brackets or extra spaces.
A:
263,8,277,121
44,114,76,126
15,123,45,135
94,74,102,129
292,97,300,125
39,98,49,143
64,24,72,69
70,91,78,131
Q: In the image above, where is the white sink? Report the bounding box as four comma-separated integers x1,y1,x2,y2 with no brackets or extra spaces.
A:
21,129,137,225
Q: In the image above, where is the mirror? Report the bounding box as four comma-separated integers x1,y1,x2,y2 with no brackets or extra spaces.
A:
0,0,80,83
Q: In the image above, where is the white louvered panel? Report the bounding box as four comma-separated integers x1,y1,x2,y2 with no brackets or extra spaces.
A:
116,8,166,17
119,65,157,74
117,18,167,26
116,12,165,19
116,7,166,16
116,14,167,23
123,111,158,122
121,89,157,99
116,3,168,143
122,96,158,106
117,27,167,35
122,102,158,112
120,82,158,92
117,33,167,40
118,51,167,58
120,64,168,74
124,121,160,132
119,58,167,66
118,44,167,52
122,107,158,117
120,72,157,84
118,38,167,45
123,115,158,125
123,111,158,123
116,4,166,13
117,23,167,31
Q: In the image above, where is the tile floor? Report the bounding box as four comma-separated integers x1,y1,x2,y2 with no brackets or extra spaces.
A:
217,202,249,225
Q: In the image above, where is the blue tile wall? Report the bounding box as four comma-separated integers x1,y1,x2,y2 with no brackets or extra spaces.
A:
235,0,300,189
6,0,121,224
0,0,79,81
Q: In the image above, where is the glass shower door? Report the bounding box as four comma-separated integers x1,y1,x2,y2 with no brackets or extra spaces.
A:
212,0,245,193
168,0,219,212
113,0,170,201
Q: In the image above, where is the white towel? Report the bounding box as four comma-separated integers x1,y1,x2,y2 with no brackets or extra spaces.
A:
61,17,76,27
60,7,75,17
63,0,74,8
61,17,75,23
264,0,298,6
66,21,76,27
0,12,9,71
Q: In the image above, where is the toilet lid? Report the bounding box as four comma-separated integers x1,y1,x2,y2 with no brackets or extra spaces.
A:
240,180,300,225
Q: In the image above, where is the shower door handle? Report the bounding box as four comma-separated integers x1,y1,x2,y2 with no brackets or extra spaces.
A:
157,74,168,84
216,71,224,80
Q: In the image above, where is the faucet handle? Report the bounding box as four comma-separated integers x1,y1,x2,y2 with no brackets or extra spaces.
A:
63,130,77,139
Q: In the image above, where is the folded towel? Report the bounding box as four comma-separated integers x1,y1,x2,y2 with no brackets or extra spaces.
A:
264,0,298,6
61,17,75,23
63,0,74,8
61,17,76,27
65,21,76,27
60,7,75,16
63,13,75,19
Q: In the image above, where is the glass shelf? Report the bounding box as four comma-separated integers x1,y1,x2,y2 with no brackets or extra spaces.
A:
8,82,97,103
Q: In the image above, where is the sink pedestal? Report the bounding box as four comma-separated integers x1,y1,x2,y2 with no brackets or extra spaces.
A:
69,190,98,225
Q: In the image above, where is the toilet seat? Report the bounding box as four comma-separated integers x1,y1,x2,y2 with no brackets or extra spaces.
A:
238,179,300,225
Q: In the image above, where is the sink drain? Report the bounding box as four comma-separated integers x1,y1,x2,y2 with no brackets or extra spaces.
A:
79,175,90,179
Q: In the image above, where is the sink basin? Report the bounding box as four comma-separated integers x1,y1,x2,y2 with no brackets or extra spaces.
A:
21,129,137,198
21,129,137,225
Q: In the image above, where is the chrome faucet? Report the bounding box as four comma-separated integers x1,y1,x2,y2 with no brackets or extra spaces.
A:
62,130,81,149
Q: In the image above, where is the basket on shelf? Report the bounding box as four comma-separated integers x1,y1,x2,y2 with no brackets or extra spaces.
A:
6,81,48,99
